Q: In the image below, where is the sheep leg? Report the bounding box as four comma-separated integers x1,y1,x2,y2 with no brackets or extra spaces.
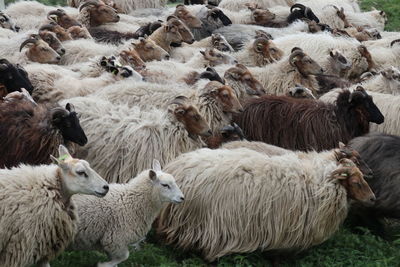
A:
97,248,129,267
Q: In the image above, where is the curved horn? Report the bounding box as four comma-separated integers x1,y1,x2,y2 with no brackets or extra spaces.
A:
47,9,65,20
79,0,100,11
290,3,305,13
289,49,304,66
39,24,56,32
19,38,38,52
390,39,400,47
170,95,189,105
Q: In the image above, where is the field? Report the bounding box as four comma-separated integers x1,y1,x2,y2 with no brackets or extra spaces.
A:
2,0,400,266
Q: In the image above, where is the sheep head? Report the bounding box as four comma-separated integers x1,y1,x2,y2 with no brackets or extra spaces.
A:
332,158,375,205
131,37,170,61
174,4,202,29
211,33,234,52
50,144,109,198
380,66,400,82
79,0,120,27
249,6,276,26
255,30,273,40
0,11,20,32
168,96,212,138
200,48,237,66
67,25,92,39
288,3,319,23
348,86,384,124
329,49,352,77
167,16,194,45
0,59,34,95
39,30,66,56
201,81,243,114
220,122,245,141
286,85,315,99
207,7,232,26
39,23,72,41
224,64,266,97
47,9,81,29
253,38,283,65
119,48,146,71
20,35,61,64
289,47,323,76
51,103,88,146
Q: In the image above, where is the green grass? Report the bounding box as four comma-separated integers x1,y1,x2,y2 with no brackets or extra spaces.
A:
360,0,400,31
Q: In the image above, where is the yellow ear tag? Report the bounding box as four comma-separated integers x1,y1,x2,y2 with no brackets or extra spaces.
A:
58,154,68,161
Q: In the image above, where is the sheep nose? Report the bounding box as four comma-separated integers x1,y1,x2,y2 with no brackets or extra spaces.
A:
56,56,61,60
165,55,170,60
180,196,185,201
370,196,376,203
238,108,244,113
234,60,238,64
103,185,109,192
207,130,212,135
15,26,20,32
60,48,66,54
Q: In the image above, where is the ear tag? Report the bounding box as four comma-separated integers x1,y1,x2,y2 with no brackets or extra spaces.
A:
58,154,68,161
341,173,348,177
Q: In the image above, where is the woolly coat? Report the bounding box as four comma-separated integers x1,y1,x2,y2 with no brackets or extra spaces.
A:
157,147,348,261
0,164,76,267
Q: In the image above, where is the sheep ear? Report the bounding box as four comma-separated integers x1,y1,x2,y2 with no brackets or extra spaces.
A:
58,145,72,159
200,51,206,56
50,154,60,165
152,159,162,172
338,142,346,149
149,169,157,181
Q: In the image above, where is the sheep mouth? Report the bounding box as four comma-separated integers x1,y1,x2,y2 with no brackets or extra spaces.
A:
172,200,183,204
94,191,108,197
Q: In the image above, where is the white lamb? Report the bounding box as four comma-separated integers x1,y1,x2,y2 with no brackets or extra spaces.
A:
71,159,184,267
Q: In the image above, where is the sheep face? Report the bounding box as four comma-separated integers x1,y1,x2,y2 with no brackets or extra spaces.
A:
51,103,88,146
250,8,276,26
220,123,245,142
174,4,202,29
167,16,194,44
47,9,81,29
0,12,20,32
119,49,146,71
332,158,375,206
204,81,243,114
329,49,352,77
224,64,266,97
349,86,384,125
289,49,323,76
170,99,212,137
211,33,234,52
40,23,73,42
149,160,184,204
286,86,315,99
370,10,387,26
132,38,170,61
88,4,120,26
20,37,61,64
381,66,400,91
253,38,283,65
51,145,109,197
200,48,237,66
67,26,92,39
39,31,66,56
0,60,34,95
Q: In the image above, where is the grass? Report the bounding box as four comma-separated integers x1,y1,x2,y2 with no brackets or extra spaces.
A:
6,0,399,265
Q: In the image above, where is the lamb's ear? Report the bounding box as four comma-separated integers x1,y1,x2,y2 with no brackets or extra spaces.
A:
58,145,72,161
152,159,162,172
149,169,157,181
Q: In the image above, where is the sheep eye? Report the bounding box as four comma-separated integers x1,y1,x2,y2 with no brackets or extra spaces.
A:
41,47,47,51
0,19,4,22
77,171,88,177
161,183,170,189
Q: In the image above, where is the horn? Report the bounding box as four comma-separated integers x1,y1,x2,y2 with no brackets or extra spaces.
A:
39,24,56,32
170,95,189,106
19,37,38,52
290,3,306,13
253,37,268,53
79,0,100,11
167,15,178,21
289,49,304,66
390,39,400,47
47,9,65,20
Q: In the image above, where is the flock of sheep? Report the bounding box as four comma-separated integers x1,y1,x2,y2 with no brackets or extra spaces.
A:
0,0,400,266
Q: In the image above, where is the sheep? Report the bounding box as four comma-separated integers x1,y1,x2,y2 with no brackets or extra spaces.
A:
235,86,384,152
77,0,120,28
248,47,323,95
223,63,266,102
46,8,82,29
0,97,88,168
367,39,400,71
156,146,374,261
174,4,202,29
62,95,211,183
131,36,170,62
345,9,387,31
348,133,400,235
358,67,400,95
206,122,246,148
39,23,73,42
299,0,361,13
38,30,66,56
233,37,283,67
218,0,294,11
67,25,93,39
191,6,232,41
70,159,184,267
0,145,109,267
0,11,20,32
70,0,167,14
0,58,34,96
183,66,226,85
286,84,316,99
148,19,184,53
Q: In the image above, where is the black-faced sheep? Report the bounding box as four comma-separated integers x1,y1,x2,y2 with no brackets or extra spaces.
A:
235,86,384,151
0,58,33,97
156,147,374,261
0,145,109,267
0,98,87,168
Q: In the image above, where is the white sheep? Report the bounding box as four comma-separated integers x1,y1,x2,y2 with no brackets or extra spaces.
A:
360,67,400,95
346,9,387,31
70,159,184,267
218,0,294,12
368,40,400,70
156,146,374,261
0,145,109,267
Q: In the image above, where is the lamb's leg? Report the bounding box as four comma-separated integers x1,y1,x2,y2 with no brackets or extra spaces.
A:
97,248,129,267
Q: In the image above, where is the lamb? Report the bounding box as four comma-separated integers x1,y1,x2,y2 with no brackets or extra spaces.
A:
156,146,374,261
248,47,323,95
0,145,109,267
63,95,212,183
70,159,184,267
0,97,88,168
0,58,34,96
235,86,384,151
